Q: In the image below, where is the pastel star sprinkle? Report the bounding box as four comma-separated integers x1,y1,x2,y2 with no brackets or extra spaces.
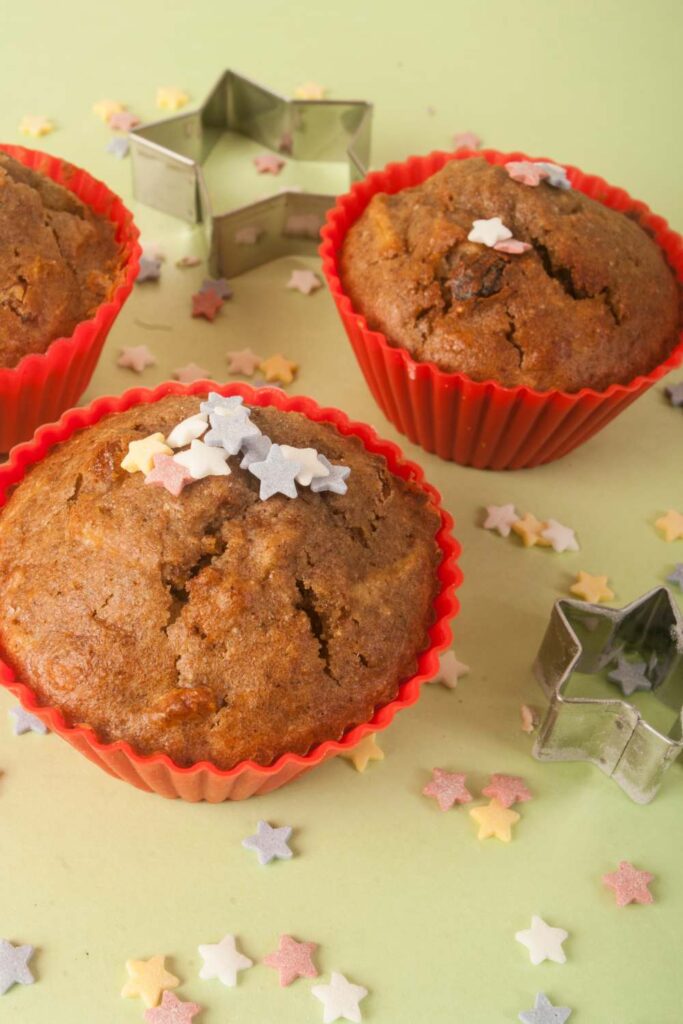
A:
435,649,470,689
107,136,130,159
93,99,124,122
312,972,367,1024
453,131,481,151
173,439,230,480
166,414,208,449
199,393,244,417
173,363,211,384
482,773,532,808
259,353,298,384
191,290,224,321
143,991,201,1024
280,445,329,486
254,153,286,175
0,940,34,995
310,455,350,495
117,345,156,373
240,433,272,468
205,408,260,455
667,564,683,589
340,733,384,772
136,256,162,283
422,768,472,811
226,348,262,375
540,519,579,553
569,571,614,604
235,225,264,245
468,216,512,248
535,162,571,190
242,820,293,865
287,269,323,294
655,509,683,542
144,454,194,497
156,87,189,111
121,955,179,1008
505,161,549,187
121,434,172,475
198,934,253,986
665,381,683,406
469,799,520,842
494,238,532,254
520,704,540,733
602,861,654,906
607,656,652,697
483,503,520,537
10,706,48,735
200,277,232,300
249,443,301,499
19,115,54,137
512,513,552,548
263,934,319,987
515,916,568,965
294,81,326,100
109,110,140,132
518,992,572,1024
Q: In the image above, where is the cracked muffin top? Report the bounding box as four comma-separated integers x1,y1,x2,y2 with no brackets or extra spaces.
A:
340,157,680,392
0,152,125,369
0,395,441,769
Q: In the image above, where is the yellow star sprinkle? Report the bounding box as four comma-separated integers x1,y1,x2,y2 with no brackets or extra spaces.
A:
92,99,124,122
18,115,54,137
156,86,190,112
121,433,172,475
469,799,520,842
655,509,683,542
341,733,384,773
259,353,299,385
569,570,615,604
511,513,552,548
121,955,179,1008
294,81,326,100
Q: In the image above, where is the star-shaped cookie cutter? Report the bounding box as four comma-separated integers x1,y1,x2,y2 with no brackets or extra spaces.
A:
129,69,372,276
532,587,683,803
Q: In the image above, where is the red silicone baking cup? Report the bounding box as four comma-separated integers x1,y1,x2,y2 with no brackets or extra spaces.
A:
320,149,683,469
0,143,140,451
0,381,461,802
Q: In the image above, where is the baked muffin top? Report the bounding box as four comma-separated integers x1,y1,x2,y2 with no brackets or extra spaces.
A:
0,395,441,769
0,152,125,369
340,158,680,392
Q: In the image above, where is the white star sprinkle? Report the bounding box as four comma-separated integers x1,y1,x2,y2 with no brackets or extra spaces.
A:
242,820,293,865
173,440,230,480
435,650,470,689
310,455,351,495
515,915,569,965
540,519,580,553
467,216,512,248
311,972,368,1024
483,503,520,537
166,414,208,449
198,934,253,987
280,445,329,486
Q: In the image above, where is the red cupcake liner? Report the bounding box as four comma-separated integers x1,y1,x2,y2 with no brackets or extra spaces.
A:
320,149,683,469
0,381,461,802
0,144,140,451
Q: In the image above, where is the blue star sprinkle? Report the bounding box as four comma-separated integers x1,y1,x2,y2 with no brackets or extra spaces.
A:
242,820,293,865
136,256,162,283
607,655,653,698
310,454,351,495
667,564,683,590
0,940,35,995
199,393,244,418
200,277,233,300
9,707,48,736
248,444,301,500
665,382,683,407
204,408,260,456
240,433,272,469
106,136,130,159
519,992,572,1024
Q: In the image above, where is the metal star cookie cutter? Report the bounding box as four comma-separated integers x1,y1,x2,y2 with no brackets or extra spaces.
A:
532,587,683,804
129,69,372,277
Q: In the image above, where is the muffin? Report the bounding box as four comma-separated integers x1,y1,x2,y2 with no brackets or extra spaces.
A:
339,157,680,392
0,152,126,369
0,393,442,770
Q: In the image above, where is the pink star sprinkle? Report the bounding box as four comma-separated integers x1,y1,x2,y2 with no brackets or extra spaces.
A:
494,239,532,254
143,991,201,1024
602,861,655,907
109,111,141,132
144,454,194,497
117,345,157,373
173,363,211,384
453,131,481,151
263,934,319,987
481,773,532,808
505,161,549,187
191,290,224,321
422,768,472,811
253,153,286,175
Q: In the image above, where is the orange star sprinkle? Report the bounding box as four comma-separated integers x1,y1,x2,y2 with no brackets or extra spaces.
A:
569,571,615,604
655,509,683,542
512,513,552,548
469,799,520,842
340,733,383,773
121,955,179,1008
259,354,298,385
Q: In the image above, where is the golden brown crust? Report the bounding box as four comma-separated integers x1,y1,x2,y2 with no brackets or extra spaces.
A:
0,153,125,368
340,158,680,392
0,396,441,768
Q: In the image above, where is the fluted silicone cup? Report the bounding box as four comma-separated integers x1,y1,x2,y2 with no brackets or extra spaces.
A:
0,143,140,450
320,149,683,469
0,381,461,802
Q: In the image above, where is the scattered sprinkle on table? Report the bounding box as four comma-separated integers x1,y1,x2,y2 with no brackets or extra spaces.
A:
667,564,683,589
518,992,572,1024
607,655,652,697
174,439,230,480
311,972,368,1024
469,799,520,842
156,86,189,111
144,454,194,497
253,152,286,175
10,707,48,736
540,520,579,553
109,110,140,131
294,81,326,99
226,348,262,375
602,861,654,906
117,345,156,373
173,363,211,384
287,268,323,294
665,381,683,406
242,820,294,865
483,503,520,537
453,131,481,150
263,935,319,986
655,509,683,542
92,98,124,122
191,289,224,321
136,256,162,283
569,571,614,603
520,704,540,733
106,136,129,159
512,513,552,548
0,940,35,995
198,934,253,986
200,277,232,300
259,353,298,384
515,917,568,965
341,733,384,773
435,649,470,689
422,769,472,811
144,991,201,1024
121,434,172,475
121,955,179,1008
19,115,54,137
482,774,531,808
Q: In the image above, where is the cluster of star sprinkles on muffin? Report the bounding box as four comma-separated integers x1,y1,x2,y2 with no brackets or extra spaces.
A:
120,393,351,500
482,504,580,552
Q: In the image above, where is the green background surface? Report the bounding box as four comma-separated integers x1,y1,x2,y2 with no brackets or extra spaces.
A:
0,1,681,1021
